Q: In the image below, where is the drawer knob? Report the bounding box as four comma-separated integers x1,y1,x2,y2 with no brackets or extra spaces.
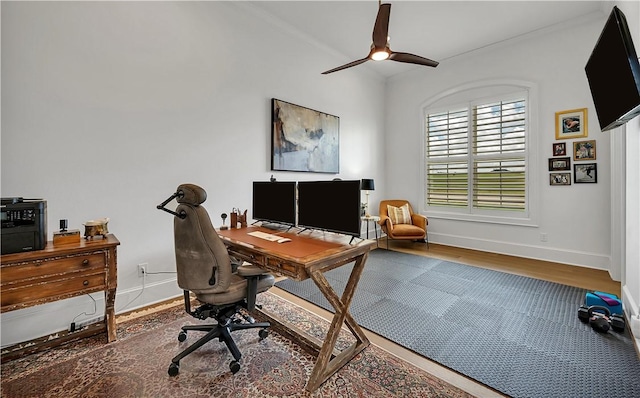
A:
83,280,89,286
82,259,89,266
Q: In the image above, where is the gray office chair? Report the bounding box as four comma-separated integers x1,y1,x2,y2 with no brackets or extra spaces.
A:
158,183,275,376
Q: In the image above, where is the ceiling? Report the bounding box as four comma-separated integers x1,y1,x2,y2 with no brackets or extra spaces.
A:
247,0,607,78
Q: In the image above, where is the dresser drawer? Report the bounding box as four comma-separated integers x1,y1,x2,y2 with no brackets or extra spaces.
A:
1,252,107,286
1,272,106,311
227,247,266,267
266,257,306,280
226,246,306,280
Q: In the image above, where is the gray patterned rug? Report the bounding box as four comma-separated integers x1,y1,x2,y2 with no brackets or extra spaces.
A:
275,249,640,398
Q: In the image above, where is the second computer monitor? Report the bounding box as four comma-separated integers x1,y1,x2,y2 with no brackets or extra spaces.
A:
297,180,361,237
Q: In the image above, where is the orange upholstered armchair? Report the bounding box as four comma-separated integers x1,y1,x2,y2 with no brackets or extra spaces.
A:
378,199,428,248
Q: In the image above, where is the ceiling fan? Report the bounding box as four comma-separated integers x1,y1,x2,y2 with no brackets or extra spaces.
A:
322,1,439,75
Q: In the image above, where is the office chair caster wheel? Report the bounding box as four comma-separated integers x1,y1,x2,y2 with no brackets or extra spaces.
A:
177,331,187,342
168,362,180,376
230,361,241,374
258,328,269,340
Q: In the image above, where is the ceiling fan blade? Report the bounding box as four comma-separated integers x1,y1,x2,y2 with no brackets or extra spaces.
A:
389,52,439,67
372,3,391,49
321,57,370,75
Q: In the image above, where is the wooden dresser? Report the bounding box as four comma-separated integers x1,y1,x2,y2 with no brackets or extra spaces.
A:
1,234,119,361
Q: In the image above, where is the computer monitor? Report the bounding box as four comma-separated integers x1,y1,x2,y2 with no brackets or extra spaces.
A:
252,181,297,227
297,180,361,237
585,6,640,131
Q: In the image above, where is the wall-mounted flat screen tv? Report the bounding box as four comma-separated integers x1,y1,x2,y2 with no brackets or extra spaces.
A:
585,6,640,131
252,181,297,226
297,180,361,237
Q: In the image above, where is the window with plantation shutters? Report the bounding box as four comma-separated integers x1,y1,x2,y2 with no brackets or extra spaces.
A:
425,94,528,215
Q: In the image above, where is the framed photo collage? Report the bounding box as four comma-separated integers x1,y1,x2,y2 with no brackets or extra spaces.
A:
550,108,597,185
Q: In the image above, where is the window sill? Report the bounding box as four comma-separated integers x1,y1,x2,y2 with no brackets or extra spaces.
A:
424,210,538,227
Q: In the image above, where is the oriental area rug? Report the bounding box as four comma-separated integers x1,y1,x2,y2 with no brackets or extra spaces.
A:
1,291,473,398
276,249,640,398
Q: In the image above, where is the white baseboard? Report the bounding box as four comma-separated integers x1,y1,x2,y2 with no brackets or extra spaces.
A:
115,277,182,314
0,278,182,348
622,284,640,355
430,232,611,274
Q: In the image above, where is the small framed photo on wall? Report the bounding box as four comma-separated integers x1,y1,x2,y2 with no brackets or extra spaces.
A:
574,163,597,183
550,173,571,185
552,142,566,156
548,157,571,171
555,108,588,139
573,140,596,161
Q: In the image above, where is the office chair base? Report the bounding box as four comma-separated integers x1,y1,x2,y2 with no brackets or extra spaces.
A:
168,320,270,377
168,359,241,376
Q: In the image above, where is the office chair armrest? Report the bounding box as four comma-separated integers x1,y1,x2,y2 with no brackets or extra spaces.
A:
237,264,269,277
411,214,428,230
229,256,245,273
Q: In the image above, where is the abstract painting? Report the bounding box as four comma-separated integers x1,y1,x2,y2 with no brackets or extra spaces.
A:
271,98,339,173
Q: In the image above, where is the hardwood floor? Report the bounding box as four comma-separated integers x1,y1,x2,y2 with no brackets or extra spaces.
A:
380,240,621,295
120,241,620,397
271,240,621,398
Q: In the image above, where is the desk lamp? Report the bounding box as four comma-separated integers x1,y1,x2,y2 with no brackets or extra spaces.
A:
361,179,375,217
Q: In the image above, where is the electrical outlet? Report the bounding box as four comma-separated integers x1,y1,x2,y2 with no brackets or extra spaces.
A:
137,263,147,277
540,233,548,242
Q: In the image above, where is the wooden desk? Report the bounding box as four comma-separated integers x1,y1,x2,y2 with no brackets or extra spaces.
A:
218,226,375,392
1,234,119,361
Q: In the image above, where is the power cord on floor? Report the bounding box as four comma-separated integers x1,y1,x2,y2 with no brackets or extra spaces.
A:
115,268,176,312
69,294,97,332
118,269,147,312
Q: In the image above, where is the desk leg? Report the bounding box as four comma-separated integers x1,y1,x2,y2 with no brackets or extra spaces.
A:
305,252,370,392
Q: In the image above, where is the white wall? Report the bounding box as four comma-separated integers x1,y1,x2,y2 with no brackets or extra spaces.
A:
2,1,638,350
385,12,614,271
0,2,386,346
623,113,640,341
614,0,640,342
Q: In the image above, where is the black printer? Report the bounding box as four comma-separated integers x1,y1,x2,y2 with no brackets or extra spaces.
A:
1,197,47,255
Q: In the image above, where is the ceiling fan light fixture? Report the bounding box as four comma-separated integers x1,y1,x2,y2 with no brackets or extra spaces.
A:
321,2,438,74
371,49,389,61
